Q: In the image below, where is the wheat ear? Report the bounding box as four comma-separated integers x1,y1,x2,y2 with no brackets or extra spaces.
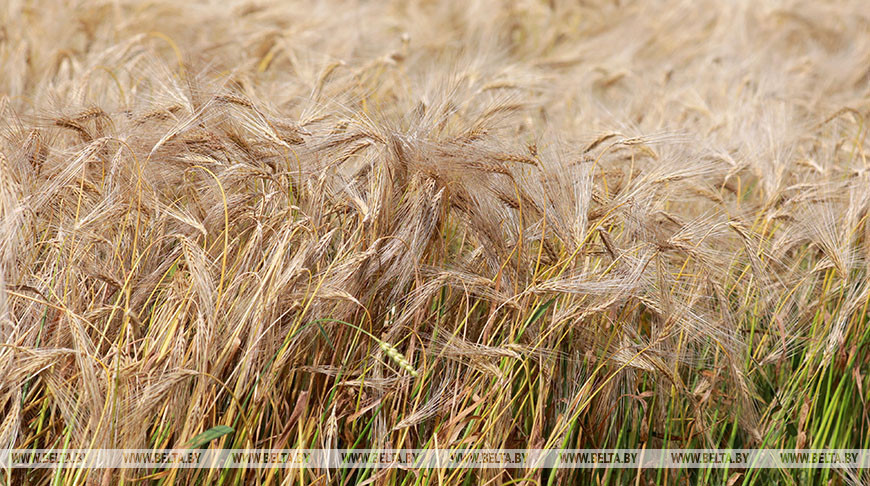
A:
310,318,419,377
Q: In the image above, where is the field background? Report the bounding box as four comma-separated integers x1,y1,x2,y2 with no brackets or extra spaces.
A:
1,0,869,484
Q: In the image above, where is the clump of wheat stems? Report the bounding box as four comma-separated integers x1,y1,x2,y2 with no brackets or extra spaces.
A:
1,1,869,485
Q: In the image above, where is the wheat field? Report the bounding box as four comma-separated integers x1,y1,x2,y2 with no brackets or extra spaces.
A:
1,0,869,484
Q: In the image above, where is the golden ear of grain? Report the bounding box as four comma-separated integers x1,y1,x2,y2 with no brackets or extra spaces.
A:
54,118,92,141
0,151,10,183
72,107,108,123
